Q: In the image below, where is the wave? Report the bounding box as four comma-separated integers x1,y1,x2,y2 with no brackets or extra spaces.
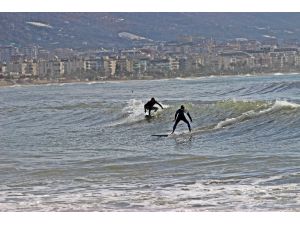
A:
174,77,205,81
121,99,146,123
169,100,300,138
106,99,170,127
261,81,300,94
47,102,106,111
257,83,288,94
218,79,300,96
87,81,106,85
214,100,299,129
6,84,22,88
108,99,145,127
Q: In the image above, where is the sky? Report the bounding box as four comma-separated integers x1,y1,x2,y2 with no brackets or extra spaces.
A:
2,0,300,12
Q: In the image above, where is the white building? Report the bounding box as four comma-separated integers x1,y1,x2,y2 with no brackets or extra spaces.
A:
0,46,19,62
7,62,26,75
103,57,116,76
37,60,64,78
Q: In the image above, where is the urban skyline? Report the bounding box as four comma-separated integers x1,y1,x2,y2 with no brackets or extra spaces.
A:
1,35,300,86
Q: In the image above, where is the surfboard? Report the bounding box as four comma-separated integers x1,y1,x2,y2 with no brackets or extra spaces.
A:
170,131,192,137
151,134,169,137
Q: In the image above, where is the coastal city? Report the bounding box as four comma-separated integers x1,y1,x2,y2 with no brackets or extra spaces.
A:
3,7,300,216
1,35,300,86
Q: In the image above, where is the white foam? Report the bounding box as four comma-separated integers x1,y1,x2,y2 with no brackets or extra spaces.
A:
8,84,22,88
106,99,169,127
123,99,146,122
273,100,300,109
2,175,298,211
87,81,106,85
107,99,146,127
215,117,240,129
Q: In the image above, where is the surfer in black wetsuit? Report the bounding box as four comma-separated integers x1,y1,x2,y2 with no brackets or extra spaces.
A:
144,97,163,116
171,105,192,134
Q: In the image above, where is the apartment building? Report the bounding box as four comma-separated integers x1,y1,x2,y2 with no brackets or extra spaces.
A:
218,51,253,71
116,57,133,75
0,46,19,62
103,57,117,76
37,60,64,78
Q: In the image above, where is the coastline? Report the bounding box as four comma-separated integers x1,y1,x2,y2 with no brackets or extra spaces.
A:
0,78,89,87
1,71,300,88
0,78,121,88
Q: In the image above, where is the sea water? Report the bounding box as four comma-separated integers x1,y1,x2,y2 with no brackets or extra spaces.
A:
1,73,300,211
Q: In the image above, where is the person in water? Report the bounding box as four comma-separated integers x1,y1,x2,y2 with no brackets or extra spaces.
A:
144,97,163,116
171,105,192,134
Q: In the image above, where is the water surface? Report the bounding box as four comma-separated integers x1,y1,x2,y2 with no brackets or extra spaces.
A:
1,73,300,211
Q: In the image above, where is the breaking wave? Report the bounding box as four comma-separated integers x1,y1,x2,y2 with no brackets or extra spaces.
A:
214,100,299,129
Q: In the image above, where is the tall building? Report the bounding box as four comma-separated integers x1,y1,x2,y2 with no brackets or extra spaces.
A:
25,61,38,77
103,57,116,76
21,45,38,60
37,60,64,78
116,57,133,75
0,46,19,62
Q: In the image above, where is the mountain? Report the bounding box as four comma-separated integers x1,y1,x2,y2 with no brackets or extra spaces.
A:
1,12,300,49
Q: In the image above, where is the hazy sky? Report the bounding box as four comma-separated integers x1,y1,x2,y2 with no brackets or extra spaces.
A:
2,0,300,12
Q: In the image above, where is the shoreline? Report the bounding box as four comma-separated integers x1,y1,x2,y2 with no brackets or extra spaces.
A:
0,77,156,88
1,71,300,88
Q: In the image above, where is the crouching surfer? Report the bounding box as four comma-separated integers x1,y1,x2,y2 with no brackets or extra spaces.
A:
144,97,163,116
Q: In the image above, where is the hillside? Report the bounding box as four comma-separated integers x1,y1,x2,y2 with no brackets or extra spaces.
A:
1,13,300,49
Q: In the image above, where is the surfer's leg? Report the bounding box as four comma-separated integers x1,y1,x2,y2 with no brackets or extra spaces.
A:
187,122,191,132
182,118,191,132
172,119,180,133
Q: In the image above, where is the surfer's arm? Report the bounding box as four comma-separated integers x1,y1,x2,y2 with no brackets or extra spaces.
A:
174,110,179,121
156,101,163,109
187,112,192,122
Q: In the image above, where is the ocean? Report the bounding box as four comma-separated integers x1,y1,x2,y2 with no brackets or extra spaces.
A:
1,73,300,211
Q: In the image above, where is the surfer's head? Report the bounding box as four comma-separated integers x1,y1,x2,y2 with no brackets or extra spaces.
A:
151,97,155,101
181,105,185,109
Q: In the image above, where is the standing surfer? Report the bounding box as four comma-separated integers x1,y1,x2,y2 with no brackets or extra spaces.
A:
144,97,163,116
171,105,192,134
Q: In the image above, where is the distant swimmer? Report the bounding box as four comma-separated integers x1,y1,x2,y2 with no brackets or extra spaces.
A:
171,105,192,134
144,97,163,116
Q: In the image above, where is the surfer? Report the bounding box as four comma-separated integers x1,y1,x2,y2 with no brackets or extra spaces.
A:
144,97,163,116
171,105,192,134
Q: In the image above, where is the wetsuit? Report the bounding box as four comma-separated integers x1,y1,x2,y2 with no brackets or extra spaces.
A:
172,108,192,133
144,99,163,116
